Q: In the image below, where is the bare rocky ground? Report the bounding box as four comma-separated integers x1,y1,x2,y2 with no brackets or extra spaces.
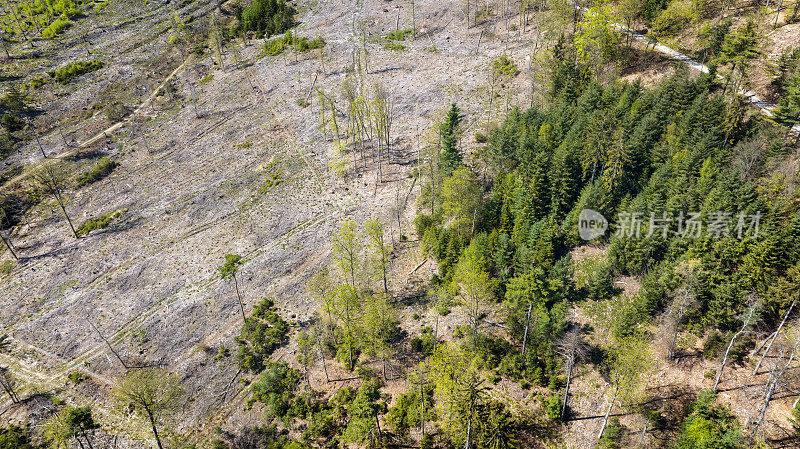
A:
1,0,798,447
0,0,553,445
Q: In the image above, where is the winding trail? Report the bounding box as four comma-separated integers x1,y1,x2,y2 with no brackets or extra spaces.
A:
607,14,800,132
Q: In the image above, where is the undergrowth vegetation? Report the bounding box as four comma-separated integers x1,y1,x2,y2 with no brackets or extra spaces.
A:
47,60,103,84
75,209,126,237
76,157,117,188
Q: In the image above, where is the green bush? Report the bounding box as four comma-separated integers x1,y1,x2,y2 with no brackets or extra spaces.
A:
75,209,126,237
599,417,622,448
383,42,406,52
105,102,129,122
410,326,436,355
235,298,289,373
386,28,413,41
0,425,39,449
492,55,519,78
385,385,434,433
543,393,561,421
47,60,104,84
0,260,15,275
68,370,89,383
248,361,301,420
76,157,118,187
674,391,744,448
263,38,287,56
262,31,325,56
41,18,71,38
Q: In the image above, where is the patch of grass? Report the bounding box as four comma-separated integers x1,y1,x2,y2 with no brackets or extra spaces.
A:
383,42,406,52
41,18,71,39
296,98,309,108
386,28,413,41
47,60,104,84
492,54,519,78
75,209,126,237
423,46,438,53
259,172,283,193
105,102,129,122
23,77,47,90
235,140,253,149
199,74,214,84
68,371,89,383
262,31,325,56
76,157,118,188
0,260,15,275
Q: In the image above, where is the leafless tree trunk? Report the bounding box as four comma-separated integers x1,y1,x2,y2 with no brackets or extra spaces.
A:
669,284,696,361
87,318,128,369
775,0,785,26
753,301,795,374
558,328,588,419
752,344,791,437
317,337,329,383
598,384,619,441
0,367,19,403
0,208,17,260
521,301,533,357
233,273,246,321
714,303,757,392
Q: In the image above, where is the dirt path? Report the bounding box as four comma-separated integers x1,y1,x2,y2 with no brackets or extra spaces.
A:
607,13,800,132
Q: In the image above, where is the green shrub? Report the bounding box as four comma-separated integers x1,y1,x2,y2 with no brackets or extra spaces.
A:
703,330,726,358
214,345,229,361
235,298,289,373
652,0,693,37
0,425,39,449
248,361,301,420
24,77,47,90
0,260,15,275
263,38,287,56
674,391,744,448
599,417,622,448
262,31,325,56
386,385,434,433
199,74,214,84
294,36,325,52
543,393,561,421
383,42,406,52
41,18,71,38
105,102,129,122
76,157,118,187
47,60,104,84
75,209,126,237
492,55,519,78
68,370,89,383
410,327,436,355
386,28,413,41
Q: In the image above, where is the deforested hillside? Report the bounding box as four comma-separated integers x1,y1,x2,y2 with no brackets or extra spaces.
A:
0,0,799,448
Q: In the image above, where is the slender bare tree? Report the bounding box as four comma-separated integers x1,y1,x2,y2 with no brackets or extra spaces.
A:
33,161,78,238
713,300,758,392
557,327,589,420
